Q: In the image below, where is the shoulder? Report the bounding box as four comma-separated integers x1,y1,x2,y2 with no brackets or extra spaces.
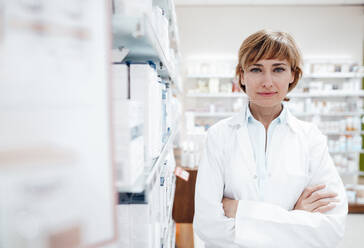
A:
206,117,233,140
288,112,326,144
205,114,240,144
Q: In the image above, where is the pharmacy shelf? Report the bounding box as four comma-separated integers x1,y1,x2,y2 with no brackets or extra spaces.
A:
112,47,130,63
145,122,180,191
187,74,235,79
330,150,364,154
339,171,363,177
152,0,181,60
187,73,364,79
112,14,181,92
302,73,364,79
187,92,244,98
166,175,176,219
116,119,180,196
324,131,364,135
294,112,364,117
187,91,364,98
288,91,364,98
185,111,236,117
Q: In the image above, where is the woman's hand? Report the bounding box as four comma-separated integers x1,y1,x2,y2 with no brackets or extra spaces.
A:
222,197,239,218
294,184,339,213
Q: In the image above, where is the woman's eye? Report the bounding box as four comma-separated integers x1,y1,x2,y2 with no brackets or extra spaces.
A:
274,67,285,72
250,68,261,72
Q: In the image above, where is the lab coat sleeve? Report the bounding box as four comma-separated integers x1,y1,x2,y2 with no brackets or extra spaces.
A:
193,128,240,247
234,125,348,248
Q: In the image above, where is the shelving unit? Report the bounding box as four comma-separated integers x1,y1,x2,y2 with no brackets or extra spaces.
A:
187,74,235,79
186,110,364,119
116,120,180,195
185,111,236,118
112,14,182,93
112,0,181,246
293,112,364,117
302,73,364,79
288,91,364,98
186,72,364,79
186,91,364,98
331,150,364,154
187,92,244,98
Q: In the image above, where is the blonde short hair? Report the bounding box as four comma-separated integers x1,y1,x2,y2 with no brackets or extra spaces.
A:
235,30,303,100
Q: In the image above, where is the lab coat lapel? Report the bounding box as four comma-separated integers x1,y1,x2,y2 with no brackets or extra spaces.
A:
236,125,257,180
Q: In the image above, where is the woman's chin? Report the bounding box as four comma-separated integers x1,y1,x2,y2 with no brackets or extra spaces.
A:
249,98,282,107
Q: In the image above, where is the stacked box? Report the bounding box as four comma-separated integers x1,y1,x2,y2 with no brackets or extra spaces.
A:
112,64,144,186
113,101,144,186
117,177,161,248
130,64,163,165
112,64,128,100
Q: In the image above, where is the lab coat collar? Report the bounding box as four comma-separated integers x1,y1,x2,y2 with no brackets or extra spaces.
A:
245,102,287,125
228,102,299,133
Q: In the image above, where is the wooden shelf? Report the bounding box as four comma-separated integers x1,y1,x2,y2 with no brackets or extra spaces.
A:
348,203,364,213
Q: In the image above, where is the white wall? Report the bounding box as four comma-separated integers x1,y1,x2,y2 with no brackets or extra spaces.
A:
176,6,364,64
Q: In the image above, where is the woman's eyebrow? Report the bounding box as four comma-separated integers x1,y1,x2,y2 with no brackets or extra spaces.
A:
251,63,288,67
272,63,288,66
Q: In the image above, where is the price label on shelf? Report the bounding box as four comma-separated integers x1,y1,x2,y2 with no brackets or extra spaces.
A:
174,166,190,181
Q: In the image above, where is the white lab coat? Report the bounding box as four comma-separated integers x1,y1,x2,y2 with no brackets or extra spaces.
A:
193,106,348,248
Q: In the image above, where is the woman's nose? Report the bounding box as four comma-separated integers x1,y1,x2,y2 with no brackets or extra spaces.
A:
262,71,273,88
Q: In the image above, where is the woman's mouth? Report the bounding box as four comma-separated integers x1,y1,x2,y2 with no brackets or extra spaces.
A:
257,92,277,97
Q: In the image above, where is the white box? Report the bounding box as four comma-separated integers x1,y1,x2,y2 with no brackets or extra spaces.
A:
130,64,163,164
113,100,144,186
117,204,159,248
112,64,128,100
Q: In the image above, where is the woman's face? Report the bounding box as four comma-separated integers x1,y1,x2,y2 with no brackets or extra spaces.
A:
241,59,294,107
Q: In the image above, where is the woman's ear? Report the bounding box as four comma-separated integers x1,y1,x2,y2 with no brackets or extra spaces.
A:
240,69,245,86
290,70,295,83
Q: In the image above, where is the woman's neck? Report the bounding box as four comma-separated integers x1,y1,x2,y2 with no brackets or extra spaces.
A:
248,102,283,130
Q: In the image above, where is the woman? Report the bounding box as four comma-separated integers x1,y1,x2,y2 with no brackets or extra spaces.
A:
193,30,348,248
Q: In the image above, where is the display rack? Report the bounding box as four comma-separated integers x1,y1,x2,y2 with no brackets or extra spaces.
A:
187,74,235,79
187,92,243,98
186,72,364,79
187,111,364,118
186,91,364,98
112,0,181,246
303,73,364,79
112,13,181,93
116,120,180,196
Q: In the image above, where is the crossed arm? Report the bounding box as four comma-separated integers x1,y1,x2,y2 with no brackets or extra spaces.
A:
193,129,348,248
223,184,339,218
